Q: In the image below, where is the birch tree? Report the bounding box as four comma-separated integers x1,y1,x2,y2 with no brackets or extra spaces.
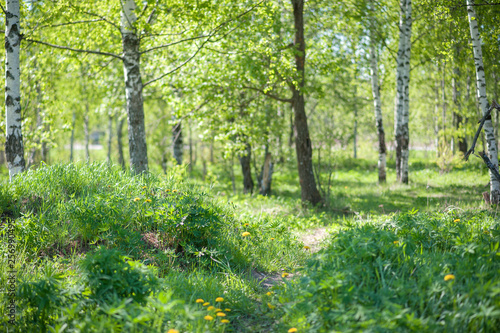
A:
4,0,26,180
394,0,412,184
467,0,500,202
121,0,148,173
369,4,387,183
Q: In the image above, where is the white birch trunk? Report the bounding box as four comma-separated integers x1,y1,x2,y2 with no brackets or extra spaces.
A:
394,0,407,182
172,117,183,165
122,0,148,173
70,109,75,162
5,0,25,180
400,0,412,184
467,0,500,202
369,25,387,183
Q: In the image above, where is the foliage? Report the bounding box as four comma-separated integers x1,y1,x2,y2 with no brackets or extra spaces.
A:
274,210,500,332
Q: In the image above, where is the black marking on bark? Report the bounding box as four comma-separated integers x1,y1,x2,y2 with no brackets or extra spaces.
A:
6,95,14,106
5,132,25,168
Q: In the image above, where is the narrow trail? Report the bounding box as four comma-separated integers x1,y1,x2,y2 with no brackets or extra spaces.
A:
251,227,331,289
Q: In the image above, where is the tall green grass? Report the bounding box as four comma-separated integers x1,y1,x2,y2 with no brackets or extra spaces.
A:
273,210,500,332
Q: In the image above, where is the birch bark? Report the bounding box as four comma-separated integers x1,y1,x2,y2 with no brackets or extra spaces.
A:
172,118,183,165
394,0,407,182
5,0,26,180
400,0,412,184
369,20,387,183
467,0,500,202
121,0,148,173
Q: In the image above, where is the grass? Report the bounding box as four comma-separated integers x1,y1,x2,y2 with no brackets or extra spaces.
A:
0,154,498,332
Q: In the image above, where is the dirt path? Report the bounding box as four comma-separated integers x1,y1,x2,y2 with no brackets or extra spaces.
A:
251,227,331,289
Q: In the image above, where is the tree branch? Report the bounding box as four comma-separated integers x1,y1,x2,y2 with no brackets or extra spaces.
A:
242,86,292,103
478,151,500,182
140,34,210,54
37,19,105,30
0,3,6,15
25,38,123,60
464,100,500,161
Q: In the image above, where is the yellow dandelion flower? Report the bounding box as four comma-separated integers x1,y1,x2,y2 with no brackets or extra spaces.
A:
216,312,226,317
266,291,273,296
133,197,141,202
221,319,230,324
393,241,399,244
282,272,289,278
344,186,348,189
444,274,455,281
242,232,251,237
165,189,171,192
224,308,231,312
304,246,311,250
145,199,152,203
244,223,249,226
195,299,204,303
142,186,147,189
215,308,222,312
173,189,178,193
203,302,210,306
215,297,224,302
167,330,179,333
288,328,298,333
204,315,214,321
453,219,460,223
207,306,215,311
271,237,275,240
267,303,275,309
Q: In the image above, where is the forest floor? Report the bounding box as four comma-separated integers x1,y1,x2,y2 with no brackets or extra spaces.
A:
0,159,499,332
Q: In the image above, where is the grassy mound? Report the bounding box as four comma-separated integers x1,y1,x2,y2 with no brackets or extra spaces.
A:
274,210,500,332
0,163,305,332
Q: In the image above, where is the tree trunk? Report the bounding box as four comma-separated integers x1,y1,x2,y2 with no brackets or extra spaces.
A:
84,110,90,162
467,0,500,203
188,119,193,173
172,118,183,165
394,0,407,182
117,116,126,170
369,22,387,183
452,46,467,155
353,82,358,159
5,0,26,180
122,0,148,173
107,113,113,164
239,142,254,194
400,0,412,184
259,152,273,196
290,0,322,205
70,109,76,162
441,62,447,145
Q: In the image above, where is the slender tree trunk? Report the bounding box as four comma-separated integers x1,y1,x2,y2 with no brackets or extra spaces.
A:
353,82,358,159
210,136,214,163
5,0,25,180
467,0,500,203
230,154,236,195
400,0,412,184
394,0,407,182
117,116,126,170
172,117,183,165
70,109,76,162
239,142,254,194
493,73,499,152
122,0,148,173
369,22,387,183
260,152,274,196
441,62,447,145
453,46,467,154
189,119,193,173
107,113,113,164
84,110,90,162
290,0,322,205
